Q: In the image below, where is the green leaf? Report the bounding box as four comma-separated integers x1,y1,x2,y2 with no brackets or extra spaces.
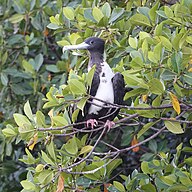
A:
164,6,174,18
63,7,75,20
106,159,122,178
129,36,138,49
183,73,192,85
137,121,159,138
164,120,184,134
109,8,124,23
41,151,55,165
47,141,57,162
124,88,147,100
122,72,147,88
20,148,36,164
155,36,172,51
47,23,60,29
35,164,44,173
84,8,96,22
79,145,93,155
0,72,8,86
77,97,87,112
154,42,162,62
22,60,35,74
113,181,126,192
130,57,144,69
36,111,47,128
7,34,23,45
49,15,60,25
148,78,164,95
2,125,17,137
135,104,157,118
148,51,158,63
141,161,152,174
172,33,183,51
9,13,24,23
171,51,182,74
161,69,177,81
64,136,78,155
86,65,96,86
21,180,36,190
52,116,68,126
156,10,168,18
141,183,156,192
149,1,159,23
102,2,111,18
46,64,60,73
72,109,79,123
167,185,189,191
14,113,31,128
2,51,8,65
37,170,53,185
34,54,43,71
92,7,104,23
18,123,34,139
154,23,163,36
68,79,86,95
130,13,151,27
24,101,34,121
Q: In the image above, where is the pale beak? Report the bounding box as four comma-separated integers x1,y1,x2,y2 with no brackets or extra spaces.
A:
62,42,90,53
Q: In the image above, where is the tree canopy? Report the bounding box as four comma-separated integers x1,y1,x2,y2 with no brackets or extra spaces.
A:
1,0,192,191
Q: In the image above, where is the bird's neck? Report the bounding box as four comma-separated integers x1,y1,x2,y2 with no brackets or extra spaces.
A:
88,52,104,73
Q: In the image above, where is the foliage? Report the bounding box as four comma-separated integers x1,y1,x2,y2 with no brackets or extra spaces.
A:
1,0,192,191
110,142,192,192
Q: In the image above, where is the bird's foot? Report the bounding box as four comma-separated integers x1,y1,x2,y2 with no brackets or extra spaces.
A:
104,120,115,132
86,119,98,129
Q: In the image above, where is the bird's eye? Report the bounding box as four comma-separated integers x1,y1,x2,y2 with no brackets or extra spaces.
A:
90,41,94,44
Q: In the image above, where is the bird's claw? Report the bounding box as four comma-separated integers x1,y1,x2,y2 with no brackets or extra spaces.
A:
86,119,98,129
104,120,115,132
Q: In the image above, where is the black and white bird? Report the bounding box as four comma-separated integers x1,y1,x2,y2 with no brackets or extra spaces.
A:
63,37,125,130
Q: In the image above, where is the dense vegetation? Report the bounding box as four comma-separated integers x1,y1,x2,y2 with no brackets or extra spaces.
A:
0,0,192,191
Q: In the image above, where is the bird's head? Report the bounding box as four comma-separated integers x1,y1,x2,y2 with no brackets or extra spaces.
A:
62,37,105,54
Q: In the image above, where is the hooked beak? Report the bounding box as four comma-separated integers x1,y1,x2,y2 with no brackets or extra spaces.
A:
62,42,90,53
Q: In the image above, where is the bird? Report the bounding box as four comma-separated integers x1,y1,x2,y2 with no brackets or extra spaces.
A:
63,37,125,130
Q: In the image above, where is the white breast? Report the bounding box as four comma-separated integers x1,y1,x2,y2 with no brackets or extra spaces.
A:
88,62,114,115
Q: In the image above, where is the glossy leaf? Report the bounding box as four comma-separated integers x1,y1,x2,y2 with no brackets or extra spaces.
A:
148,78,164,95
79,145,93,155
113,181,126,192
24,101,34,121
64,136,78,155
102,2,111,18
164,120,184,134
137,121,159,138
109,8,124,23
20,180,36,190
129,13,151,27
41,151,55,165
9,13,24,23
68,79,86,95
35,164,44,173
63,7,74,20
92,7,104,22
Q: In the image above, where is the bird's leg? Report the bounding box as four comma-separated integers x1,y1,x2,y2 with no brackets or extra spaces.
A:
86,119,98,129
104,120,115,132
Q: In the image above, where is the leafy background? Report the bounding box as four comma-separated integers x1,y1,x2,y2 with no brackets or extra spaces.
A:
0,0,192,191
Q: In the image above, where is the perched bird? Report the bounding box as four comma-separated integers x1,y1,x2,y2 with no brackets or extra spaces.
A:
63,37,125,130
